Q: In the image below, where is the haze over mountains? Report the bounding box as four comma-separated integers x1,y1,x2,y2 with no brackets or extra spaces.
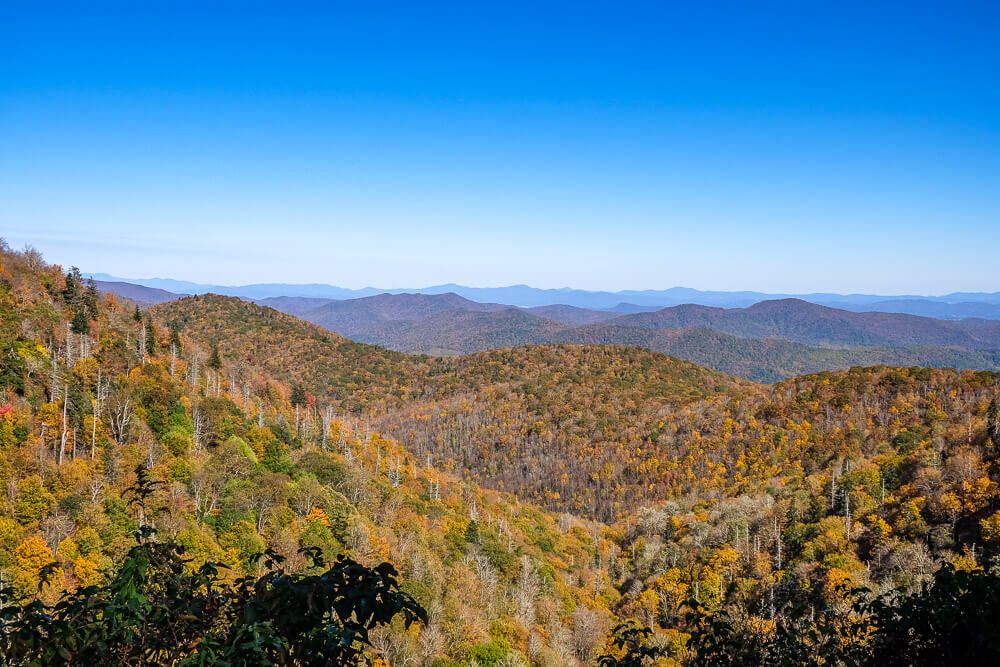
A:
94,277,1000,383
91,273,1000,318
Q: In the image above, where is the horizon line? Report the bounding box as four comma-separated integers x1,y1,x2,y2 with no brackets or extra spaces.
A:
84,271,998,300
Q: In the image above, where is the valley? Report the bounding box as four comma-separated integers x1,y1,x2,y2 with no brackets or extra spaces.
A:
123,282,1000,382
4,243,1000,663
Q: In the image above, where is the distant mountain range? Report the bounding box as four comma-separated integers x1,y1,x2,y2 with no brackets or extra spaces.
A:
89,273,1000,318
248,293,1000,380
91,280,184,305
238,292,1000,379
93,278,1000,382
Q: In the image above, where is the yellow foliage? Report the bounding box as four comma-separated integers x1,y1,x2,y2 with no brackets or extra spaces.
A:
952,545,983,572
16,535,54,574
865,515,892,544
57,537,80,563
981,510,1000,544
73,556,103,587
824,567,856,599
960,477,998,513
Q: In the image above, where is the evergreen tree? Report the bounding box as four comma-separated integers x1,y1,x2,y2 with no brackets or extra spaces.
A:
290,382,307,407
70,307,90,335
989,399,1000,450
61,266,82,305
144,315,156,356
208,341,222,369
84,277,100,318
169,325,182,353
465,519,480,544
133,304,143,323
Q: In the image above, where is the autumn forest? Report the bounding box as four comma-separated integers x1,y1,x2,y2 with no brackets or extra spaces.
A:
1,241,1000,665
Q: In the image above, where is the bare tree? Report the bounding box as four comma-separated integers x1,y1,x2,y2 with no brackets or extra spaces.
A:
58,382,69,464
40,512,75,552
192,407,204,451
106,385,133,445
571,607,609,663
92,368,109,459
513,555,540,628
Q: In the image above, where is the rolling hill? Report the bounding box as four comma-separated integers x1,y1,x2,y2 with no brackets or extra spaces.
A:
153,294,754,518
257,292,1000,381
93,279,186,305
7,243,1000,663
153,294,431,412
613,298,1000,349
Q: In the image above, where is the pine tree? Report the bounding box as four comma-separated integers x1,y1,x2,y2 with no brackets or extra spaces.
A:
70,307,90,335
465,519,480,544
62,266,82,305
290,383,307,407
170,325,182,353
208,341,222,370
133,305,143,323
144,316,156,356
84,278,100,318
988,399,1000,450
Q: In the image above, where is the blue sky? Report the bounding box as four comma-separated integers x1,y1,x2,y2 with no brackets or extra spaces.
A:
2,1,998,293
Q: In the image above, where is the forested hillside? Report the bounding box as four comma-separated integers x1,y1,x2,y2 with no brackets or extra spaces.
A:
4,242,1000,664
0,244,619,665
613,298,1000,348
606,365,1000,655
550,324,1000,383
155,294,752,520
154,293,431,412
251,290,1000,381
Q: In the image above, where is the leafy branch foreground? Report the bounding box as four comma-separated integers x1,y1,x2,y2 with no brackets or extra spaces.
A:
0,466,427,666
600,563,1000,666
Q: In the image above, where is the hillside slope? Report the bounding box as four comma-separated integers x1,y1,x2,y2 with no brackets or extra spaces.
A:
558,324,1000,382
265,292,1000,381
615,298,1000,349
154,295,754,519
154,295,430,411
0,243,614,665
94,279,185,305
7,244,1000,663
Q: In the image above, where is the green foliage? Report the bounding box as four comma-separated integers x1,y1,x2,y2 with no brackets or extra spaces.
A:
208,340,222,370
291,382,308,407
70,306,91,335
14,476,55,525
162,426,194,455
144,315,156,355
598,621,669,666
170,324,182,352
224,435,259,464
0,473,427,666
7,243,1000,665
465,518,480,544
298,451,348,486
467,638,512,667
867,564,1000,664
892,429,922,454
682,565,1000,665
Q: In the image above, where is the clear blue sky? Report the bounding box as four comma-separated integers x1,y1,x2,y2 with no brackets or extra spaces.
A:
2,1,998,293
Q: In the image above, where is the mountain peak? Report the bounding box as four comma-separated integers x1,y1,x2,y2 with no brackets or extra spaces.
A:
746,298,830,313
